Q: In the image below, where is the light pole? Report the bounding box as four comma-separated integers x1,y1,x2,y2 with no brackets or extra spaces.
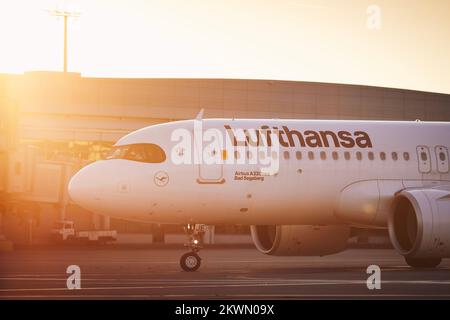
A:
49,10,80,73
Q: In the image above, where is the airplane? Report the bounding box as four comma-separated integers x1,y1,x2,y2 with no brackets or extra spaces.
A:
68,114,450,271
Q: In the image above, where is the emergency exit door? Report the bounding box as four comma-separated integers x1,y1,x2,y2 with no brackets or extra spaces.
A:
416,146,431,173
435,146,449,174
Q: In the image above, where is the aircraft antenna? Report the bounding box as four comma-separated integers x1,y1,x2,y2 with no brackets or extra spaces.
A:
196,108,205,120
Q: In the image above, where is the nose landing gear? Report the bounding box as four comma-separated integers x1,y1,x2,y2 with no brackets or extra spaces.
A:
180,224,207,272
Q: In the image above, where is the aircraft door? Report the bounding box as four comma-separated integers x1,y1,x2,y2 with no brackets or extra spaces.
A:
416,146,431,174
416,145,440,182
196,129,225,184
435,146,449,174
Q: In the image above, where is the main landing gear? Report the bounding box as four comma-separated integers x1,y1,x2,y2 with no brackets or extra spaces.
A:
180,224,207,272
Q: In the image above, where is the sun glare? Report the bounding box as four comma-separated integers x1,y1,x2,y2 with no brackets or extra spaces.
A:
0,0,449,94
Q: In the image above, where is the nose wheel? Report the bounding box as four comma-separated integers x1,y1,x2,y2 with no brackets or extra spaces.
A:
180,224,207,272
180,252,201,272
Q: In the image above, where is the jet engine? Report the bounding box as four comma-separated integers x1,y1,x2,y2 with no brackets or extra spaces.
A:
250,225,350,256
388,187,450,268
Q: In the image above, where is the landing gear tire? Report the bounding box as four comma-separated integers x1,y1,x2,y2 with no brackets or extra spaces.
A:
405,257,442,268
180,252,201,272
179,224,207,272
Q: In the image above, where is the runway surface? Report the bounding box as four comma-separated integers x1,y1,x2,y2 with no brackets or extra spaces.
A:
0,247,449,299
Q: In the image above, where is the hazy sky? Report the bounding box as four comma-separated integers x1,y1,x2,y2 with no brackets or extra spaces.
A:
0,0,449,94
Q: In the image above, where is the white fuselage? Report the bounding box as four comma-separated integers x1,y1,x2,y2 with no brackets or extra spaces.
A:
68,119,450,228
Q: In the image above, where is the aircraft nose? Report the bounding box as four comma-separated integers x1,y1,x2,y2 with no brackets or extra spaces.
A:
68,163,102,209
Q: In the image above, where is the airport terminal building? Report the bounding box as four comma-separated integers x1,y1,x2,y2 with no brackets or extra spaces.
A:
1,71,450,245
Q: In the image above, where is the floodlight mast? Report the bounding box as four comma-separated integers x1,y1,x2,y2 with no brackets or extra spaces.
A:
49,10,81,73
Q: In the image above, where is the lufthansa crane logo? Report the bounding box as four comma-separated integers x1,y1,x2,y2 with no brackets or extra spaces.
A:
154,171,169,187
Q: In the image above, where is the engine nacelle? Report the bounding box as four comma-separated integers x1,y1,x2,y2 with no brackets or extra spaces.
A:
388,187,450,259
250,225,350,256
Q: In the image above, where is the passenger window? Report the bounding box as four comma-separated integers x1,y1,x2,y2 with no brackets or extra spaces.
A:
356,151,362,160
222,150,228,160
308,151,314,160
284,151,290,160
296,151,302,160
320,151,326,160
439,152,446,162
234,150,240,160
403,152,410,161
380,152,386,160
106,143,166,163
368,152,374,160
392,152,398,161
344,152,350,160
332,151,338,160
259,151,266,160
247,151,252,160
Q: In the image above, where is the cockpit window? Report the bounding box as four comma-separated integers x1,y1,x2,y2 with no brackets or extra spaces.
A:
105,143,166,163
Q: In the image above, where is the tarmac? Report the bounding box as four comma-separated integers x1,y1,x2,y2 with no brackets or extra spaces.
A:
0,246,449,299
